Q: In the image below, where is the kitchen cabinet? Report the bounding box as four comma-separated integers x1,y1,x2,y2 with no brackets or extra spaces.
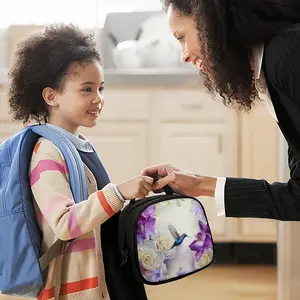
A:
80,89,151,184
0,82,278,243
82,87,278,243
0,24,279,243
236,103,278,242
0,89,23,142
152,88,238,241
80,87,239,242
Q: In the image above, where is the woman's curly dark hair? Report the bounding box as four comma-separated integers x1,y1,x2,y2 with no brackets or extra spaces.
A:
161,0,300,111
8,24,101,124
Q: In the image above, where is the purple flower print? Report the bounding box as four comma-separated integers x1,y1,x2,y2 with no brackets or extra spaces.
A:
152,267,168,282
176,267,185,277
137,205,156,244
189,220,213,261
191,200,205,220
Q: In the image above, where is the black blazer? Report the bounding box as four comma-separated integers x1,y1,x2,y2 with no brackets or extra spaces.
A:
225,24,300,221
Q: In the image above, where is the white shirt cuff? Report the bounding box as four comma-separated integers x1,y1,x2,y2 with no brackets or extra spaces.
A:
112,184,125,203
214,177,226,216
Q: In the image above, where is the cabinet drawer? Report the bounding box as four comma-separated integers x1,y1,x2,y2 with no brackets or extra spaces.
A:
155,89,226,121
101,89,150,121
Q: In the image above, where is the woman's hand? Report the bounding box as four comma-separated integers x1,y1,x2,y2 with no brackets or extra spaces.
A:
141,163,217,197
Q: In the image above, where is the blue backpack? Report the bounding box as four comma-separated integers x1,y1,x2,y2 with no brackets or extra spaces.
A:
0,124,88,298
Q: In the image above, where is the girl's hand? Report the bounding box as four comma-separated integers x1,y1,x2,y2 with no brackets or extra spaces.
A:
117,175,154,200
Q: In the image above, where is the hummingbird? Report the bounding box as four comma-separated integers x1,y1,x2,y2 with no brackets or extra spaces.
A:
168,224,188,249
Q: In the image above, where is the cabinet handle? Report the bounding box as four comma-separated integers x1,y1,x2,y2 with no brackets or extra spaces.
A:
182,104,203,110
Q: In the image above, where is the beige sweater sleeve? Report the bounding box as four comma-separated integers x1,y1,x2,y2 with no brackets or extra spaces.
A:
29,138,123,241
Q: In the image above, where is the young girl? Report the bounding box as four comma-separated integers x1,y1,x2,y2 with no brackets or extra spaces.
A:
8,24,152,300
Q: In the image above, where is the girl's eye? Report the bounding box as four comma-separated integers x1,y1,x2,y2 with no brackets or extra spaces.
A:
99,86,104,92
83,87,92,92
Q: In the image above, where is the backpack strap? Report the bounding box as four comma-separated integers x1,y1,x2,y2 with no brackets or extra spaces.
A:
39,239,64,272
38,239,67,299
31,125,88,299
31,124,88,203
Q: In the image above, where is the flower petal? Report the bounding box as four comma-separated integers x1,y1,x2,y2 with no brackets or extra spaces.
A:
195,248,205,261
143,205,155,218
203,234,213,249
189,239,203,252
199,220,210,235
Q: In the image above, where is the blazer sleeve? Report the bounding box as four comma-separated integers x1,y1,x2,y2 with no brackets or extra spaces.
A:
224,27,300,221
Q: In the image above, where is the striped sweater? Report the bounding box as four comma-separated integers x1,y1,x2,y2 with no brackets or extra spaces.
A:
29,137,124,300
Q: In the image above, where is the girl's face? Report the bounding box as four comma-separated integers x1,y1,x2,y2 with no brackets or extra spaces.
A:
43,60,104,134
167,4,210,77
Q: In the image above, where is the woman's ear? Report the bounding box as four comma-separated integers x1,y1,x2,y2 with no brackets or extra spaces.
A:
42,87,58,107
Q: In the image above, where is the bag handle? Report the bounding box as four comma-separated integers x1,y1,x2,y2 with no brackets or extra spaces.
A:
162,184,173,195
152,174,173,196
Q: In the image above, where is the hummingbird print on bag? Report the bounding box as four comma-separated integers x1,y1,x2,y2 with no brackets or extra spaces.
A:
168,224,189,249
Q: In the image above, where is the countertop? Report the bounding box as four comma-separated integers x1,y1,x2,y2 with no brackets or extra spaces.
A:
103,68,204,86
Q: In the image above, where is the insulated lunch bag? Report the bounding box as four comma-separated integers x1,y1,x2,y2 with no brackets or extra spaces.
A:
118,186,214,285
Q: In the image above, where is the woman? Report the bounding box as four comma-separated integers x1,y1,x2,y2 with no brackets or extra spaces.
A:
142,0,300,221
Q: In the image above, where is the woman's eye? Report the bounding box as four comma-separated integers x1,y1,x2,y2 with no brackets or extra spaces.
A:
83,87,92,92
99,86,104,92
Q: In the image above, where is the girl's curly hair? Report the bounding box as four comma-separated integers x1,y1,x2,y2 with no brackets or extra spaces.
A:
161,0,300,111
8,24,101,124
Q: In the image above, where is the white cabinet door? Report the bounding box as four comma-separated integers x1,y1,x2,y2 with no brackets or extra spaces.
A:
79,88,151,184
237,104,278,242
153,88,238,241
80,123,149,184
157,122,234,241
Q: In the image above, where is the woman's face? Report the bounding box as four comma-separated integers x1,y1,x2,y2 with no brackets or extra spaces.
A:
167,4,209,75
